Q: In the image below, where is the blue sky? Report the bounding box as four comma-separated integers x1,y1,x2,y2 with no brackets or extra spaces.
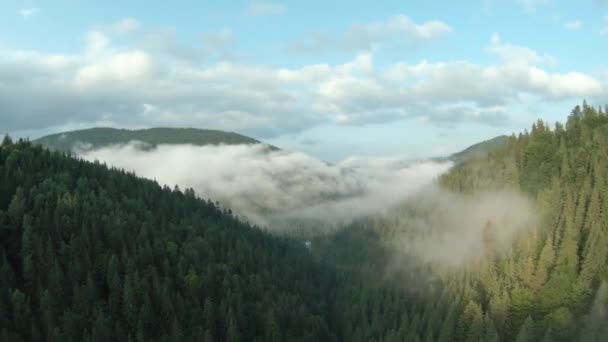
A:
1,0,608,160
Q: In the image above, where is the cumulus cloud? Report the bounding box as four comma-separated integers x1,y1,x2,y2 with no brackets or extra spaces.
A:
75,50,154,87
1,23,606,139
246,2,287,17
564,20,582,30
488,33,555,65
289,15,452,54
77,142,452,230
19,7,40,19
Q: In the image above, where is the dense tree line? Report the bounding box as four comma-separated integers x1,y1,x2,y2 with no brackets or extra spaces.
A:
0,137,334,341
310,102,608,341
436,102,608,341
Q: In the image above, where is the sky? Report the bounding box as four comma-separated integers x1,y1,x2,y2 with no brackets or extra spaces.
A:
1,0,608,161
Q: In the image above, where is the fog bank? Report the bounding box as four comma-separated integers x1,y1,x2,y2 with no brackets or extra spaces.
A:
79,142,452,230
384,185,537,266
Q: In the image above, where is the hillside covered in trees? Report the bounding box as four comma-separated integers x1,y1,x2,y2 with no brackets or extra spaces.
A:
434,102,608,341
0,138,334,341
448,135,509,163
2,102,608,341
312,102,608,341
34,127,274,153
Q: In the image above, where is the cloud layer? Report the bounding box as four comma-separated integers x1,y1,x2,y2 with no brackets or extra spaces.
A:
78,142,452,230
77,141,535,267
1,18,606,139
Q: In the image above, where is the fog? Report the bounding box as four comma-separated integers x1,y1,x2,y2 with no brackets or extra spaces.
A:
78,142,452,230
384,185,537,267
78,141,537,267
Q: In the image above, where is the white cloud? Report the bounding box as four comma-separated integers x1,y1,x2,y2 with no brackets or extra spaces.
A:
85,31,110,56
290,15,452,54
1,25,605,139
351,14,453,41
19,7,40,19
74,51,154,87
488,33,555,65
564,20,582,30
79,143,452,229
110,18,140,34
246,2,287,17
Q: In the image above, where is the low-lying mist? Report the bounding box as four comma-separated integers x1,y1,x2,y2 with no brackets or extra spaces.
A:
78,142,453,231
382,185,537,267
78,141,537,270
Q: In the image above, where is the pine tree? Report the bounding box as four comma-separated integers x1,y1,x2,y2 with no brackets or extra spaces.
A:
226,310,241,342
514,316,534,342
534,233,555,288
540,328,554,342
1,135,13,146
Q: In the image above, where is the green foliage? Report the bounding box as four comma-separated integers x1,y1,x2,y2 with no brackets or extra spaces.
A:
515,316,535,342
448,135,510,163
316,102,608,341
0,140,332,341
435,102,608,340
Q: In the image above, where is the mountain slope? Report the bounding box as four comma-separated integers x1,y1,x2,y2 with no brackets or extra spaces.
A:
342,104,608,342
436,106,608,340
311,103,608,341
34,127,274,152
0,138,335,341
449,135,509,163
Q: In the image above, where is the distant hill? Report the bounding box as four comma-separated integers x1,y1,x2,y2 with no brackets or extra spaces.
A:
448,135,509,163
34,127,275,152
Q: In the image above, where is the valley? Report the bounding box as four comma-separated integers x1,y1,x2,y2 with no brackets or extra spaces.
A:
2,103,608,341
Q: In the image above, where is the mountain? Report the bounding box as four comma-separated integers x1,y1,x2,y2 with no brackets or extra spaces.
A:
2,136,441,342
448,135,509,163
434,105,608,340
0,138,336,341
313,102,608,341
33,127,275,152
4,102,608,341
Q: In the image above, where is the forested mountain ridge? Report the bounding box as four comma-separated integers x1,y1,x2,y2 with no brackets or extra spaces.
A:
34,127,276,152
0,137,335,341
448,135,509,163
301,102,608,342
435,102,608,341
